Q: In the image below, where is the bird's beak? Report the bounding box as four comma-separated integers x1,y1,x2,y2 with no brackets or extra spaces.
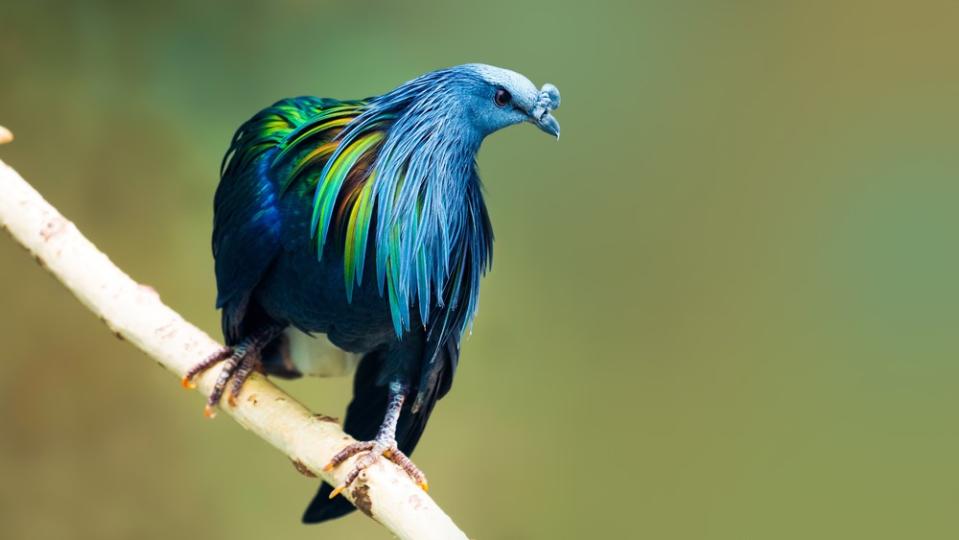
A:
529,83,561,140
533,112,561,139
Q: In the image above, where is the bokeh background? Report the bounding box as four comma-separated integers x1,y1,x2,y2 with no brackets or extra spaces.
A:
2,1,958,538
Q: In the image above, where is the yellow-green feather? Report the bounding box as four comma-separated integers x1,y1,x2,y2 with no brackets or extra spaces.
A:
311,131,384,256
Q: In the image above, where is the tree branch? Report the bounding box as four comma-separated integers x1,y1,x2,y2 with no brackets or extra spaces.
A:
0,132,468,540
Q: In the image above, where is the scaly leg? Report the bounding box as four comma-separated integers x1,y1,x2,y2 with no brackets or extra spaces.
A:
324,382,429,498
181,326,282,417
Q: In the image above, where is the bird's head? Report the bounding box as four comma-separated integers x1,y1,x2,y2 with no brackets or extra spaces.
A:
455,64,562,140
368,64,561,146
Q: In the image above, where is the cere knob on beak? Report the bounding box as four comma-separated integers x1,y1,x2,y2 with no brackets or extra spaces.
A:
530,83,561,139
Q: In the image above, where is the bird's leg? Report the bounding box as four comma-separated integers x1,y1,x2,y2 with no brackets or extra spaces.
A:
181,325,283,417
324,381,429,498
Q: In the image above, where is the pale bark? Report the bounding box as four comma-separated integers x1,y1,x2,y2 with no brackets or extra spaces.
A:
0,132,468,540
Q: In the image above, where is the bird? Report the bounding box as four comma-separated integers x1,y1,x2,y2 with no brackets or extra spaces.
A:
181,64,561,524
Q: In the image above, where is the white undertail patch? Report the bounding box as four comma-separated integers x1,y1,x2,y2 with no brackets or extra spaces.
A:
283,328,360,378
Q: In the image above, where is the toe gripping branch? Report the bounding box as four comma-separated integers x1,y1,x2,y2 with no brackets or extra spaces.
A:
181,326,283,417
323,381,429,498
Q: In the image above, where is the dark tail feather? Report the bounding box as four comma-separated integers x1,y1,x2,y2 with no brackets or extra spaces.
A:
301,346,451,524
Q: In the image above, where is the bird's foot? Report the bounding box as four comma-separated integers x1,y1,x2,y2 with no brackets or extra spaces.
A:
323,438,429,498
180,327,281,417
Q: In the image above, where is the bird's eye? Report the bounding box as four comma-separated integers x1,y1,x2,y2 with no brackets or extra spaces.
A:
494,88,511,107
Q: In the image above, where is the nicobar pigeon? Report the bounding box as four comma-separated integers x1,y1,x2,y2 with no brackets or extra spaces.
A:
182,64,561,523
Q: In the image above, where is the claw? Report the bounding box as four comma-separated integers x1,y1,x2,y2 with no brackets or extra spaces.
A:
321,383,428,498
328,484,347,499
181,327,282,416
323,440,428,498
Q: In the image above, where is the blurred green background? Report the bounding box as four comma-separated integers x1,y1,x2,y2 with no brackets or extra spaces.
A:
2,1,958,538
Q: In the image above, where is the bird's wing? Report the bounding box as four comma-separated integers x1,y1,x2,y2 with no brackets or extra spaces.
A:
213,96,366,343
271,101,389,300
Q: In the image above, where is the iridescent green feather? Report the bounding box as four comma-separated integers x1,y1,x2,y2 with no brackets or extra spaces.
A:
344,176,375,298
263,98,392,308
310,131,385,256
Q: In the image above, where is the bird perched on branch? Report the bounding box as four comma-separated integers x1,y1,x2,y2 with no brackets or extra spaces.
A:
182,64,561,523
